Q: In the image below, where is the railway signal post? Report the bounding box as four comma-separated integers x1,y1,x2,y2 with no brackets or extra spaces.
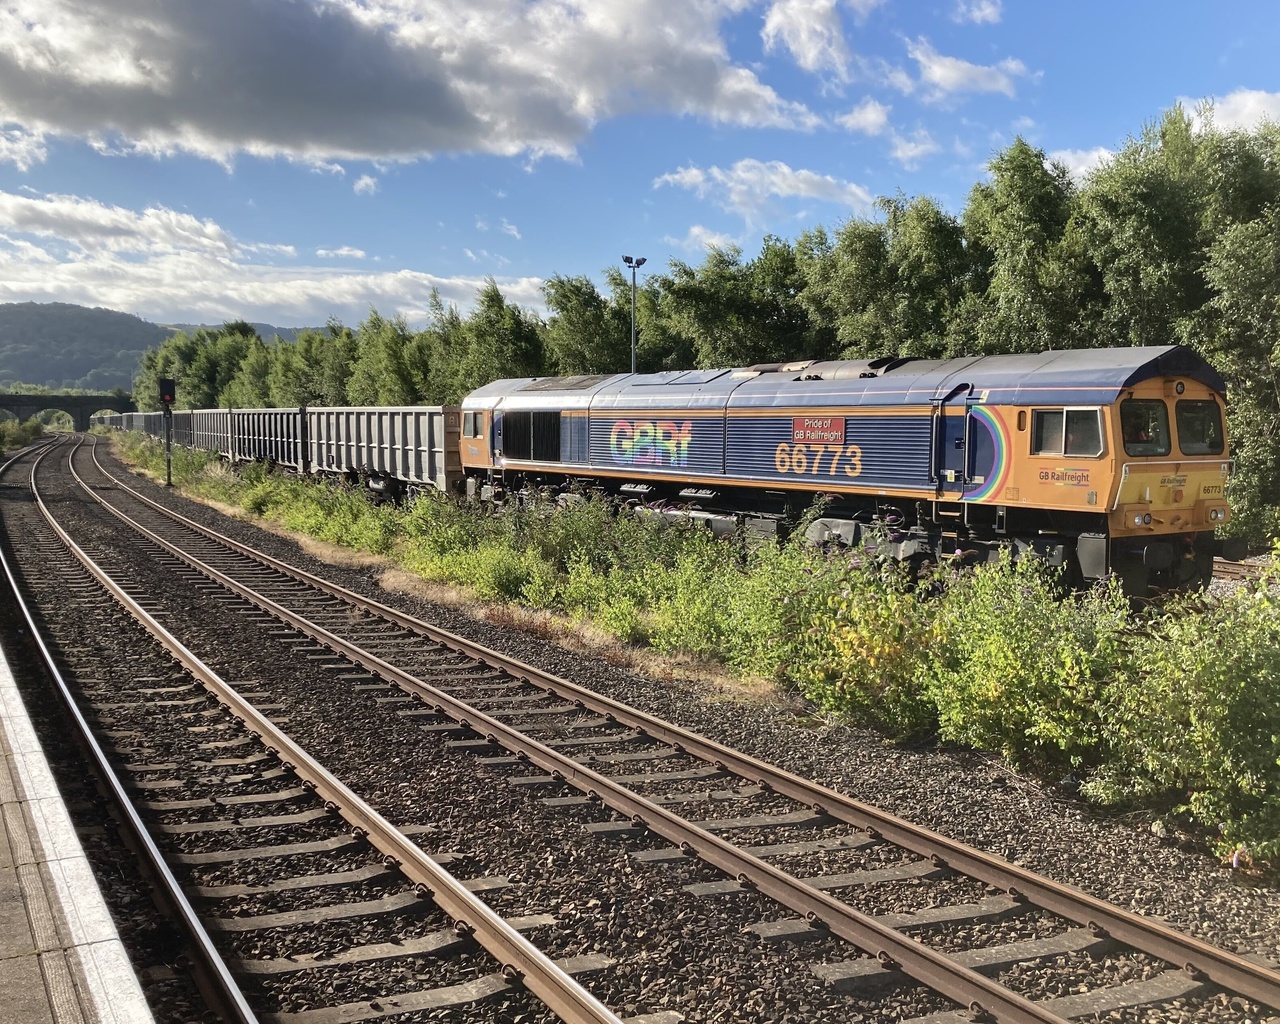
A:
158,378,175,487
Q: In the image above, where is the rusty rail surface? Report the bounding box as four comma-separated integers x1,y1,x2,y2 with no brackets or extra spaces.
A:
34,438,625,1024
78,436,1280,1020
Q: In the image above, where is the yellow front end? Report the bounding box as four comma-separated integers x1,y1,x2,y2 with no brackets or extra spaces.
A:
1104,377,1230,588
1110,460,1232,538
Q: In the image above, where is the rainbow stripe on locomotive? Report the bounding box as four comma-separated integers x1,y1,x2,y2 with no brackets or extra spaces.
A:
460,345,1233,593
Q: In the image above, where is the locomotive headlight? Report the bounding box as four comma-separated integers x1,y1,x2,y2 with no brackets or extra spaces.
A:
1133,514,1143,526
1143,513,1153,525
1175,381,1185,395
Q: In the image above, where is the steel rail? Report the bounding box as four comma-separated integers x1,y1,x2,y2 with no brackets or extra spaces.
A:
0,440,261,1024
87,435,1280,1013
78,443,1082,1024
1213,558,1264,581
46,439,625,1024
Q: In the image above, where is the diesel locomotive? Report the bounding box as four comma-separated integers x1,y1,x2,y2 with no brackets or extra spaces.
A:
459,344,1233,594
100,344,1234,594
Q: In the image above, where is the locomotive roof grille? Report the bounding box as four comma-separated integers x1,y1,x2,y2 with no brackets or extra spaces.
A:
520,373,616,392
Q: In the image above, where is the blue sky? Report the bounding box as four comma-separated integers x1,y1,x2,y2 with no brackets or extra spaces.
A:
0,0,1277,329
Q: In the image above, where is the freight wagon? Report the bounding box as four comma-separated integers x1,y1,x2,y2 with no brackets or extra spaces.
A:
96,406,461,494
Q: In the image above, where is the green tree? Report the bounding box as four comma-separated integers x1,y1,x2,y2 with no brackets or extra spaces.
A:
219,337,273,408
452,280,545,400
800,197,974,359
651,237,830,368
602,267,694,372
1078,110,1208,348
542,274,631,374
346,310,420,406
416,291,469,404
963,138,1094,353
1201,208,1280,538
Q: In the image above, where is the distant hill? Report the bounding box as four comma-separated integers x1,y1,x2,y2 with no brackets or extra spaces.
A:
0,303,309,391
162,322,308,344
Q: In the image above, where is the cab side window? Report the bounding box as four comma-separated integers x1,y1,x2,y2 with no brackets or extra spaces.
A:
1032,409,1103,457
1032,410,1063,454
463,411,480,438
1065,409,1102,456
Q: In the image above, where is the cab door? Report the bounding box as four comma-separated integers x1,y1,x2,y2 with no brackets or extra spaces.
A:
931,383,971,497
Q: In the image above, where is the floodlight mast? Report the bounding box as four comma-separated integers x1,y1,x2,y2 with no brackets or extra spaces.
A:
622,255,647,374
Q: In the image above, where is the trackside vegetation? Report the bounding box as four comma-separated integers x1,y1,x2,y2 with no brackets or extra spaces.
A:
115,431,1280,864
0,417,45,451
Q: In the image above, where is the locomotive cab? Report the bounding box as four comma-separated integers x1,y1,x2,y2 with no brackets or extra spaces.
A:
1104,377,1231,592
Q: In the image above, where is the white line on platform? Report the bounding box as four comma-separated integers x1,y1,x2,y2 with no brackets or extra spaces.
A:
0,648,156,1024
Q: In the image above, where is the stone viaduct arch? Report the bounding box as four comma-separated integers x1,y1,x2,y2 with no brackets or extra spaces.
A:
0,393,136,432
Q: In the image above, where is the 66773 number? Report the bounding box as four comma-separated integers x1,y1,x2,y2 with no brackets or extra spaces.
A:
774,441,863,477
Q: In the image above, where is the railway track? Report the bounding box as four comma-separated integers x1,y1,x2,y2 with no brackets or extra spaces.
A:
1213,558,1267,582
3,431,1278,1023
1,438,622,1024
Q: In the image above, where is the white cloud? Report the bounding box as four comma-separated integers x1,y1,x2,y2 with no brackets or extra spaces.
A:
463,248,477,261
837,97,890,135
953,0,1002,24
0,125,48,171
316,246,367,259
664,224,739,251
888,128,941,168
1182,89,1280,132
0,191,238,256
906,38,1031,101
760,0,885,80
760,0,881,80
1048,146,1113,181
353,174,378,195
0,187,542,324
245,242,298,258
0,0,818,169
0,232,56,264
654,158,872,224
501,218,521,240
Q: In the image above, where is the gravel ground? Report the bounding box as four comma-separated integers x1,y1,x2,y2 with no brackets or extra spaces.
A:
33,441,1280,1022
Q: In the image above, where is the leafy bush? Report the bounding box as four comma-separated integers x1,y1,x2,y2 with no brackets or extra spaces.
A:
919,556,1129,765
645,542,736,658
788,554,935,737
0,417,45,451
403,491,502,554
1085,553,1280,859
559,553,613,614
242,480,275,515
